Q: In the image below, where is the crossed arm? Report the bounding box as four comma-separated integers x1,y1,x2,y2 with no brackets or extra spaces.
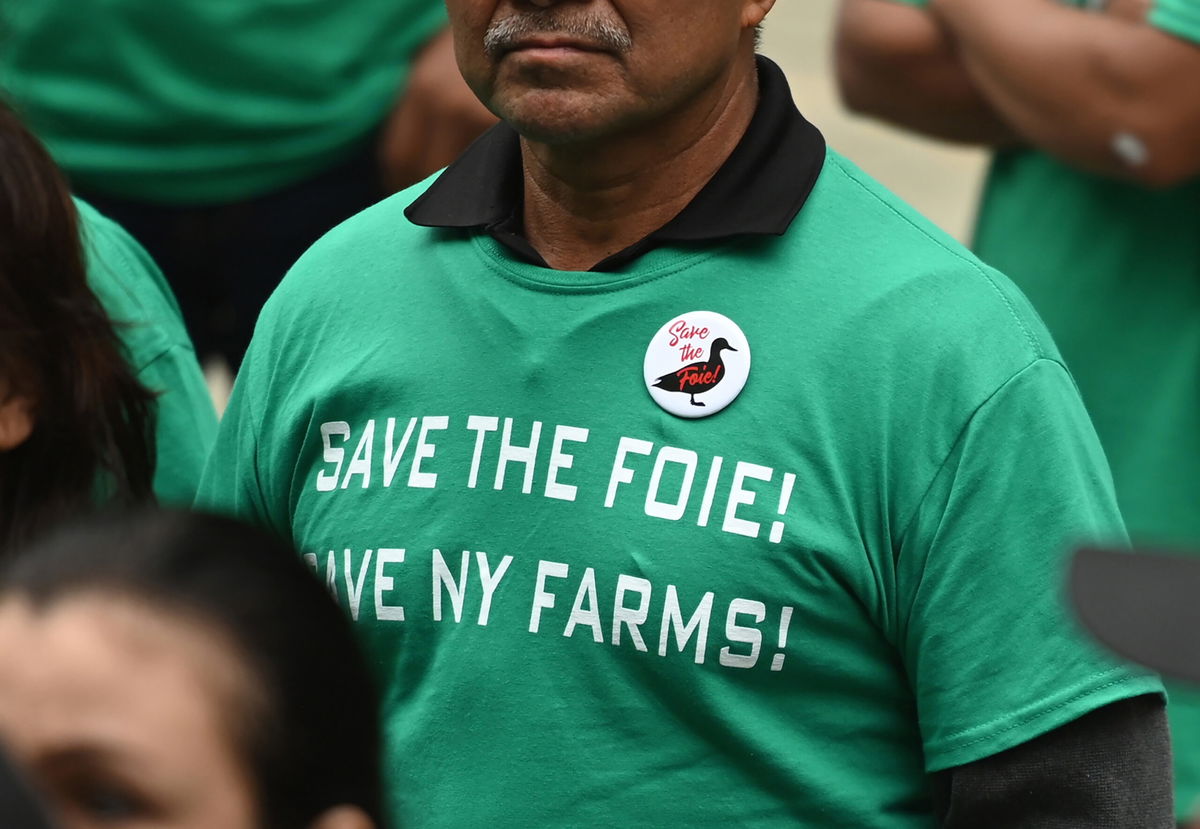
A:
835,0,1200,187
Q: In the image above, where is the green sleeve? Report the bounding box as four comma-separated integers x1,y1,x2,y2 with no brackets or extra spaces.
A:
193,314,291,541
1149,0,1200,43
138,344,219,505
77,199,218,505
112,234,217,506
895,358,1163,772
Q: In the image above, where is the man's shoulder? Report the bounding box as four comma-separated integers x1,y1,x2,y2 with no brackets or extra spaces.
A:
75,198,194,370
301,175,440,260
77,198,174,307
271,174,447,299
255,173,462,350
791,149,1060,364
801,149,985,277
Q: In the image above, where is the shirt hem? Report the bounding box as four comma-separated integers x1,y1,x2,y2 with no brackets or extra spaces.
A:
923,670,1164,772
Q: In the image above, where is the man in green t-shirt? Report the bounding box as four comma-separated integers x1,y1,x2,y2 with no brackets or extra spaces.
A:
200,0,1171,825
835,0,1200,819
0,1,497,369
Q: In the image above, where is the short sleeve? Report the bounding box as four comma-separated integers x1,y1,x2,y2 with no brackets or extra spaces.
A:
1149,0,1200,44
193,334,286,539
896,358,1163,772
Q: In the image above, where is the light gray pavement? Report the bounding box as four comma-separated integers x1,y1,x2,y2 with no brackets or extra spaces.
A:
763,0,988,242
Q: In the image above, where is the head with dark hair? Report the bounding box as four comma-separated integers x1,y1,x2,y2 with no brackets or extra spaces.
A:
0,509,384,829
0,101,155,555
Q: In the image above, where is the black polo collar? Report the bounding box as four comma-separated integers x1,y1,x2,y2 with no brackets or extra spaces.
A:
404,55,826,271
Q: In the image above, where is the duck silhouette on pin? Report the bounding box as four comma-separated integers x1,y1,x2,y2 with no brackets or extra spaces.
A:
652,337,737,407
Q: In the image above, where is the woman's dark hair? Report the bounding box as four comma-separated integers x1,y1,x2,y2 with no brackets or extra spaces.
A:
0,102,155,554
0,508,385,829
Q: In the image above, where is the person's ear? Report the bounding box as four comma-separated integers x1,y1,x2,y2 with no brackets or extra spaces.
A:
0,396,33,452
742,0,777,28
308,805,375,829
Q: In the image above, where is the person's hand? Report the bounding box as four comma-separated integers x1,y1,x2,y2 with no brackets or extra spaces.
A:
378,27,498,193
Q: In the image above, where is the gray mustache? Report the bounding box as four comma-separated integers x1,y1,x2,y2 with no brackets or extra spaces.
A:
483,12,633,58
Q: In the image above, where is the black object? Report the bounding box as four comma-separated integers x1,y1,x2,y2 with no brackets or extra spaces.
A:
1070,546,1200,684
652,338,737,406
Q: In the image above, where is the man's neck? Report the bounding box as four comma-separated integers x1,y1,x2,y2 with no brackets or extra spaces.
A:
521,58,761,272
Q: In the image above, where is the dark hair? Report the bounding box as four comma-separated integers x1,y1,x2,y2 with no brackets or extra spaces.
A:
0,101,156,555
0,508,385,829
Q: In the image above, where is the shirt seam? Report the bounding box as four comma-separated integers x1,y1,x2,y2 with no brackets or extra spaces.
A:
82,209,161,317
827,154,1043,358
130,342,191,386
468,232,725,296
80,206,185,369
237,346,270,525
893,356,1072,560
929,670,1161,756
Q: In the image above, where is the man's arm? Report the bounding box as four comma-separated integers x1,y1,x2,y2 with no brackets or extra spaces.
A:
933,694,1173,828
835,0,1017,144
930,0,1200,187
836,0,1200,187
892,350,1168,821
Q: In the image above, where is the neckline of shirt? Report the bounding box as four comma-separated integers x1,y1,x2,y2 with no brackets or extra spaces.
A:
404,55,826,276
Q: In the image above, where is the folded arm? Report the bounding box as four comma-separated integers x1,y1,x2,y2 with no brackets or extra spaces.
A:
835,0,1200,187
835,0,1017,144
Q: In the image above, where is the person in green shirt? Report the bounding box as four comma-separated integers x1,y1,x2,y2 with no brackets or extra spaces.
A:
0,102,215,552
78,199,218,506
0,0,497,369
835,0,1200,820
200,0,1170,824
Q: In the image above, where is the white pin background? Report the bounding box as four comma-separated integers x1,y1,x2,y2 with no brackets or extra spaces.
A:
643,310,751,419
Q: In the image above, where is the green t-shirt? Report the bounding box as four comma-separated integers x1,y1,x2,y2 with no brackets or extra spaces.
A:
0,1,447,204
1149,0,1200,38
881,0,1196,20
78,199,218,503
970,3,1200,817
198,151,1159,828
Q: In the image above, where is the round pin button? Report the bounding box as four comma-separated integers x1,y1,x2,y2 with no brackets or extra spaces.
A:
643,310,751,419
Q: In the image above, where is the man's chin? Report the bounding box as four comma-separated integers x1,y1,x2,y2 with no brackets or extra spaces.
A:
499,98,619,146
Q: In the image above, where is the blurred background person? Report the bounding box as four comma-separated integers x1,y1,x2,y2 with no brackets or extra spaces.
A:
0,508,384,829
834,0,1200,820
0,102,215,554
0,1,497,375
